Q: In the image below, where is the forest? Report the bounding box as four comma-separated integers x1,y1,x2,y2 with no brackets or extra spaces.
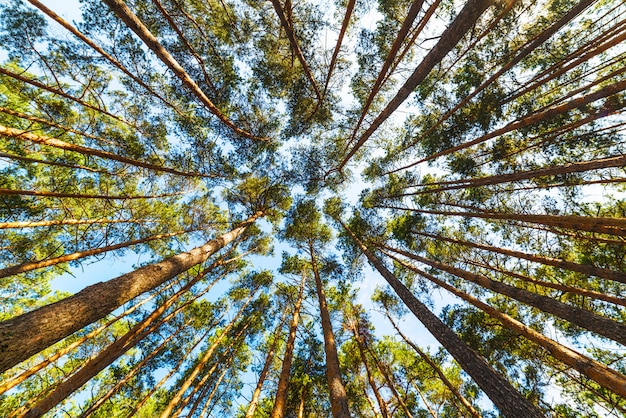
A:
0,0,625,416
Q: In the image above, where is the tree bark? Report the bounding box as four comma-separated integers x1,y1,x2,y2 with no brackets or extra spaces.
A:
379,204,626,238
338,219,544,418
0,229,194,279
382,307,482,418
0,212,261,373
0,217,150,230
271,272,307,418
382,245,626,345
338,0,495,171
0,124,206,177
350,321,390,418
101,0,266,141
158,287,259,418
386,253,626,399
413,230,626,285
310,244,351,418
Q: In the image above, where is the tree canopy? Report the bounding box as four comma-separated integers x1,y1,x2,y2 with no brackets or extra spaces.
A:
0,0,625,416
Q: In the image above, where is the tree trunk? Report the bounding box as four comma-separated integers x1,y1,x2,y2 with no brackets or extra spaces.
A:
271,272,307,418
0,217,150,230
0,277,180,396
348,0,425,146
268,0,322,102
310,244,351,418
382,245,626,345
338,220,544,418
0,124,206,177
0,229,193,279
351,324,390,418
383,307,482,418
413,227,626,291
0,212,261,373
323,0,356,97
101,0,266,141
20,258,227,417
379,204,626,238
368,347,414,418
245,310,288,418
387,253,626,398
338,0,495,170
159,286,260,418
0,151,112,174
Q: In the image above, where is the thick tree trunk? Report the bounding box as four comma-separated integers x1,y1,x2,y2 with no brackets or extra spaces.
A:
0,124,205,177
271,272,307,418
0,229,193,279
382,245,626,345
0,278,179,396
387,254,626,398
101,0,266,141
310,244,351,418
338,220,544,418
20,272,213,418
338,0,495,170
0,212,261,373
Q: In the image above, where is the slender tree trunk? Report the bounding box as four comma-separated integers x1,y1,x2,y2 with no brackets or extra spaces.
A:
462,258,626,308
386,253,626,398
309,244,351,418
378,204,626,238
0,67,131,127
0,212,261,373
338,219,544,418
0,229,193,279
271,272,307,418
297,383,308,418
382,308,482,418
0,124,205,177
381,245,626,345
0,217,150,230
338,0,495,170
347,0,425,147
383,0,598,174
413,230,626,285
0,187,187,200
125,327,212,418
268,0,322,102
246,310,289,418
323,0,356,97
398,154,626,195
0,151,111,174
101,0,266,141
350,321,390,418
24,0,193,122
80,318,192,417
368,348,414,418
159,286,260,418
415,77,626,165
412,382,438,418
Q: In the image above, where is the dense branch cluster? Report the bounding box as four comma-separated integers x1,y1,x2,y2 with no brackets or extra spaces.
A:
0,0,625,416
